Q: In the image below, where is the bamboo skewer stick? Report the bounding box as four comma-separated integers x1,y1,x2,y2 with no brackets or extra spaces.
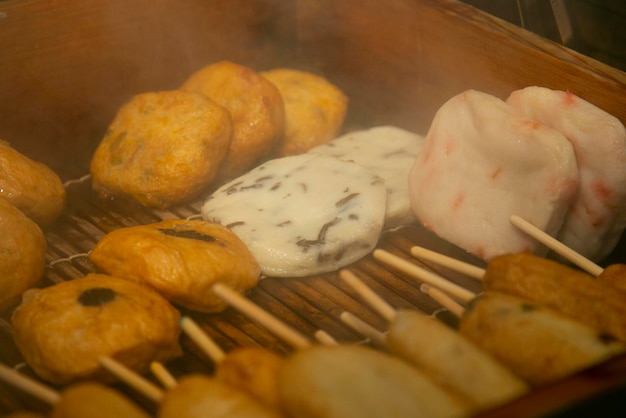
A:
410,246,485,280
339,311,388,348
0,363,60,405
98,356,164,403
212,283,313,350
180,316,226,363
314,329,339,346
420,283,465,318
150,361,178,390
339,269,399,320
339,269,397,322
372,249,477,304
412,215,604,283
340,267,467,322
509,214,604,276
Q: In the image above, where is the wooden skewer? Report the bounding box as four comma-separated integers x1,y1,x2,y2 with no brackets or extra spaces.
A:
212,283,313,350
340,267,467,325
510,215,604,277
372,249,477,304
150,361,178,390
314,329,339,346
339,311,388,349
339,269,397,322
180,316,226,363
410,246,485,280
420,283,465,318
0,363,60,405
339,269,399,325
98,356,164,403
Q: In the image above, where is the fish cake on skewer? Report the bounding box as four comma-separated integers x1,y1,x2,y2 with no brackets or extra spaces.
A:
50,383,151,418
507,86,626,262
11,274,182,385
88,219,260,313
598,264,626,291
339,269,527,410
158,374,282,418
278,344,473,418
459,291,625,385
409,89,579,261
213,346,284,412
386,309,529,410
483,253,626,342
0,363,150,418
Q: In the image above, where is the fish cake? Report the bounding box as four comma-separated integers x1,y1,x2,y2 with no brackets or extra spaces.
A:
0,198,46,313
459,291,625,385
214,346,284,411
90,90,232,208
409,90,579,261
4,413,46,418
202,154,387,277
50,383,151,418
88,219,260,313
386,309,529,410
507,86,626,262
278,344,472,418
158,374,282,418
598,264,626,291
11,274,183,385
0,140,66,226
483,253,626,342
309,126,423,228
262,68,348,156
180,61,285,179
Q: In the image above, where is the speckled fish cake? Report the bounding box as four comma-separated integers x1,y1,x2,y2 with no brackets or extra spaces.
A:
202,153,387,277
11,274,182,385
309,126,424,229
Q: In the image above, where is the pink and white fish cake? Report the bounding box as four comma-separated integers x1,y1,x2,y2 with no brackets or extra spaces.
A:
507,86,626,262
409,90,579,261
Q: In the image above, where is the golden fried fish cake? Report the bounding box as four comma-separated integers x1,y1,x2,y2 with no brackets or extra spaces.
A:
262,68,348,156
598,264,626,292
0,198,46,313
159,374,282,418
90,90,232,208
180,61,285,179
0,140,66,226
11,274,182,385
4,412,47,418
88,219,260,313
214,346,284,411
51,383,151,418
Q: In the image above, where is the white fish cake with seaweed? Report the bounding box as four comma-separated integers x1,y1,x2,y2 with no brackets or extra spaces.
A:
309,126,424,228
202,154,386,277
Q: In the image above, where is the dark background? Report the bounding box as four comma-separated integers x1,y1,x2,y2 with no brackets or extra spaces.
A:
461,0,626,71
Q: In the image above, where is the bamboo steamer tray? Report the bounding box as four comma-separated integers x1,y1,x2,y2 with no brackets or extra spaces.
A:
1,0,626,416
